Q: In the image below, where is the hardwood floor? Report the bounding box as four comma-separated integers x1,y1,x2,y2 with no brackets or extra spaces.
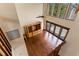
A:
24,31,63,56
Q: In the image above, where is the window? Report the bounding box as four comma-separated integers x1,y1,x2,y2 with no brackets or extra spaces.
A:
53,3,59,17
65,4,77,20
49,3,78,21
59,4,68,19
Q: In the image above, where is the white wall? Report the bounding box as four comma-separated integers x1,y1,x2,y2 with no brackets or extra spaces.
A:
0,3,18,21
14,3,44,56
59,12,79,56
0,3,28,56
0,3,20,32
15,3,43,33
0,3,21,42
44,4,79,56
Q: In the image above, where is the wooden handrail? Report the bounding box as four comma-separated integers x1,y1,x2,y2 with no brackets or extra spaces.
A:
0,28,12,56
46,21,70,41
0,28,11,49
46,21,70,30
